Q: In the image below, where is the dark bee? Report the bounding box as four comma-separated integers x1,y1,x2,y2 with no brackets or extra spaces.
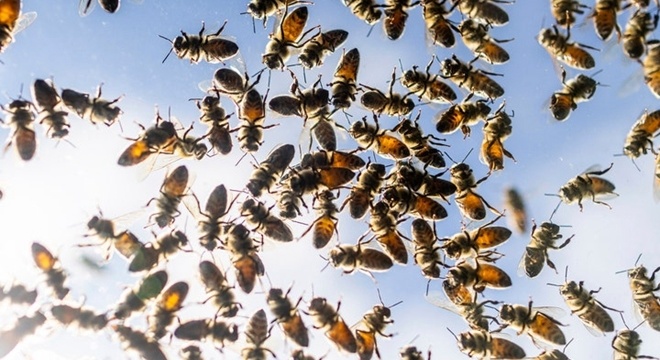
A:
267,287,310,347
60,88,89,118
612,329,655,360
342,163,387,219
287,166,356,196
269,73,330,121
447,258,512,292
342,0,382,25
453,329,526,359
31,78,59,111
623,9,658,59
421,0,458,48
161,21,238,64
355,296,398,360
147,281,189,339
643,42,660,98
498,301,567,346
184,184,231,251
262,6,315,70
291,349,320,360
382,185,448,220
174,317,239,347
349,116,410,160
82,211,142,261
31,242,70,300
246,143,295,198
623,109,660,159
0,0,36,53
148,165,190,228
592,0,622,41
0,312,47,359
300,190,340,249
382,0,418,40
459,19,511,64
401,58,457,104
360,69,415,117
393,112,447,168
0,282,37,306
79,0,120,16
328,241,394,276
369,201,408,264
196,95,232,155
276,185,304,219
50,303,108,331
400,345,429,360
435,97,491,136
549,68,599,121
212,67,261,104
503,187,527,234
240,198,294,242
310,113,339,151
235,88,273,153
551,0,589,27
128,229,189,272
440,55,505,100
222,223,265,294
538,25,597,70
411,218,445,278
246,0,305,25
306,297,358,353
1,98,36,161
441,214,511,260
552,277,618,335
429,292,500,331
198,260,241,318
299,149,366,171
557,163,617,211
114,270,168,320
450,162,502,221
113,324,167,360
330,47,360,110
169,124,209,161
242,309,276,360
627,264,660,331
61,84,122,126
391,162,456,199
519,221,573,278
299,29,348,69
39,108,70,139
480,102,515,172
117,112,177,166
451,0,509,25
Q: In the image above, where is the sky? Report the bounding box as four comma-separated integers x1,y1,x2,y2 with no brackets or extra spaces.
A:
0,0,659,359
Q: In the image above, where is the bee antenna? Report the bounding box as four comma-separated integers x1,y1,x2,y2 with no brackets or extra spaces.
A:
446,327,458,341
158,37,175,64
549,198,562,222
546,282,562,287
634,253,643,266
444,151,458,164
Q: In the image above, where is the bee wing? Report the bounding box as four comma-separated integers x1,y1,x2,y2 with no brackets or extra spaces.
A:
618,68,644,98
110,208,147,233
424,290,462,316
78,0,96,16
182,191,204,222
532,306,567,320
653,152,660,202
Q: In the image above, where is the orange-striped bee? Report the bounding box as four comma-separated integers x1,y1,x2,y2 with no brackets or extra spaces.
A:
623,109,660,159
1,98,36,161
411,218,445,278
0,312,47,359
557,163,617,211
441,214,511,260
480,102,515,172
300,190,339,249
196,95,232,155
393,113,448,169
161,21,238,64
451,0,510,25
498,301,567,346
298,29,348,69
235,88,273,153
31,242,70,300
592,0,622,41
113,325,167,360
458,19,511,64
369,201,409,264
246,143,295,198
382,0,418,40
51,303,109,331
128,229,189,272
148,165,190,228
440,55,504,100
114,270,168,320
550,276,617,335
452,329,526,359
519,221,573,278
342,0,382,25
174,317,239,347
306,297,357,353
360,69,415,117
198,261,241,318
446,258,512,292
551,0,589,27
349,116,411,160
267,287,309,347
401,58,457,104
503,187,527,234
343,162,387,219
330,47,360,110
549,67,600,121
382,185,448,220
435,97,491,136
421,0,458,48
328,241,394,276
442,279,474,306
450,162,502,221
262,6,315,70
538,25,597,70
642,42,660,98
622,9,658,59
287,166,356,196
299,149,366,171
627,264,660,331
0,0,36,54
222,223,264,294
117,112,177,166
147,281,189,339
355,295,399,360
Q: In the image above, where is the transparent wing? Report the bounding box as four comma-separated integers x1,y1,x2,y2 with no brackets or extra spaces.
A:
653,153,660,202
13,11,37,35
532,306,567,320
78,0,96,17
110,208,148,233
424,290,461,316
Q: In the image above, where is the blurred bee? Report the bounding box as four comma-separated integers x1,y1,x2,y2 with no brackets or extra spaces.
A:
342,0,382,25
117,112,177,166
533,349,571,360
328,241,394,276
147,281,189,339
330,47,360,110
498,301,567,346
174,317,239,348
39,108,70,139
355,295,399,360
519,221,573,278
0,0,36,54
450,162,502,221
245,0,305,25
310,113,340,151
196,95,232,155
79,0,120,16
168,124,209,161
401,58,457,104
440,55,504,100
503,187,527,234
300,190,339,249
287,165,355,196
451,0,510,26
382,0,418,40
435,97,491,136
421,0,458,48
393,113,447,169
262,6,315,70
441,214,511,260
459,19,511,64
626,264,660,331
148,165,190,228
549,68,600,121
341,163,387,220
235,88,273,153
538,25,597,70
360,69,415,117
611,328,656,359
128,229,189,272
246,143,295,198
369,201,409,264
222,223,265,294
623,109,660,159
180,345,204,360
428,289,500,330
161,21,238,64
276,185,304,219
446,258,512,292
114,270,168,320
349,116,410,160
242,309,276,360
198,261,241,318
551,0,589,27
269,73,330,121
299,149,366,170
0,282,37,306
61,84,122,126
113,325,167,360
382,185,448,220
31,242,70,300
623,9,658,59
1,98,36,161
400,345,429,360
481,102,515,172
391,161,457,199
411,219,445,279
31,78,59,111
50,303,108,331
643,42,660,98
0,312,47,359
306,297,358,353
299,29,348,69
556,163,617,211
267,287,310,347
451,329,526,359
592,0,622,41
291,349,322,360
240,198,294,242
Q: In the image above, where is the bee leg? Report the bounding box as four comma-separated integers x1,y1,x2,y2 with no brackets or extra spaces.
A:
556,234,574,249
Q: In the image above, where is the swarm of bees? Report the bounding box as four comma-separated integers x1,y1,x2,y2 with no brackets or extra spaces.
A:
1,0,660,359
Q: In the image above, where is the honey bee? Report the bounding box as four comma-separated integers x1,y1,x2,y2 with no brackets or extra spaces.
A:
267,287,310,347
421,0,458,48
328,241,394,276
50,303,109,331
113,324,167,360
276,185,304,219
291,349,321,360
310,113,340,151
533,349,571,360
442,279,475,306
287,166,356,196
349,116,410,160
355,295,399,360
611,328,656,359
393,114,447,169
551,276,618,335
341,163,386,220
240,198,294,242
114,270,168,320
498,301,567,346
31,242,70,300
441,214,511,260
623,109,660,159
243,309,276,360
391,161,457,199
556,163,617,211
1,98,36,161
187,184,232,251
440,55,505,100
196,95,232,155
161,21,238,64
428,288,500,330
222,223,265,294
435,98,491,136
269,73,330,121
330,47,360,110
401,58,457,104
79,0,120,16
212,67,261,104
128,229,189,272
400,345,429,360
342,0,382,25
148,165,190,228
446,258,512,292
480,102,515,173
642,42,660,98
246,143,295,198
39,108,70,139
0,312,47,358
551,0,589,27
623,9,658,59
0,0,36,54
180,345,203,360
300,190,339,249
411,219,446,279
451,0,510,26
299,29,348,69
299,149,366,171
452,329,526,359
0,282,37,306
538,25,597,70
459,19,511,64
382,185,448,220
450,162,502,221
198,260,241,318
518,221,573,278
235,88,273,153
549,68,600,121
174,317,239,347
117,112,177,166
245,0,304,25
382,0,418,40
627,264,660,331
61,84,122,126
306,297,358,353
31,78,59,111
502,187,527,234
147,281,189,339
592,0,622,41
360,69,415,117
368,201,408,264
262,6,315,70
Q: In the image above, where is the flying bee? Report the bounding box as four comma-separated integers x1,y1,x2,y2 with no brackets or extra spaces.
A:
450,162,502,221
349,116,410,160
330,47,360,110
458,19,512,64
643,42,660,98
435,97,491,136
549,67,600,121
0,282,37,306
342,0,382,25
342,162,387,219
31,242,69,300
198,261,241,318
421,0,458,48
401,58,457,104
235,88,273,153
269,72,330,121
611,328,656,359
50,303,109,331
355,295,399,360
451,0,510,26
242,309,276,360
246,143,295,198
31,78,59,111
368,201,408,264
114,270,168,320
240,198,294,242
148,165,190,228
503,187,527,234
452,329,526,359
300,190,339,249
287,166,356,196
441,214,511,260
267,287,310,347
113,325,167,360
117,112,178,166
222,223,265,294
306,297,358,353
411,219,446,279
556,163,617,211
627,264,660,331
360,68,415,117
519,221,573,278
538,25,597,70
551,0,589,27
328,241,394,276
440,55,505,100
623,9,658,59
592,0,622,41
0,0,36,54
393,113,447,169
196,95,232,155
128,229,189,272
391,161,457,199
298,29,348,69
0,312,47,359
623,109,660,159
446,258,512,292
161,21,238,64
498,301,567,346
147,281,189,339
174,317,239,347
262,6,316,70
382,0,418,40
400,345,429,360
1,98,36,161
382,185,448,220
480,102,515,172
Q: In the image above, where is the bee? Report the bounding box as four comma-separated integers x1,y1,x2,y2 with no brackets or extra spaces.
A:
611,329,656,359
196,95,232,155
551,276,618,335
328,241,394,276
50,303,108,331
147,281,189,339
330,47,360,110
212,67,261,104
421,0,458,48
441,214,511,260
458,19,511,64
180,345,204,360
0,282,37,306
262,6,315,70
382,185,448,220
267,287,310,347
128,229,189,272
306,297,358,353
503,187,527,234
401,58,457,104
538,25,597,70
411,219,445,279
368,201,408,264
114,270,168,320
393,114,447,169
446,258,512,292
310,113,340,151
245,0,304,25
442,279,475,306
440,55,505,100
31,242,70,300
38,108,70,139
299,29,348,69
242,309,276,360
551,0,589,27
592,0,622,41
549,68,599,121
627,264,660,331
79,0,120,16
343,162,388,219
349,116,410,160
1,98,36,161
246,143,295,198
391,161,457,199
276,185,304,219
481,102,515,172
184,184,232,251
235,88,273,153
291,349,320,360
117,112,177,166
450,162,502,221
623,9,658,59
623,109,660,159
240,198,294,242
342,0,382,25
82,210,142,260
400,345,430,360
533,349,571,360
642,42,660,98
557,163,617,211
113,324,167,360
168,124,209,161
360,68,415,117
0,312,47,358
299,149,366,171
498,301,567,346
198,260,241,318
174,317,239,347
435,97,491,136
222,223,265,294
355,296,399,360
519,221,573,278
31,78,60,111
382,0,418,40
60,88,89,118
61,84,122,126
161,21,238,64
299,190,339,248
287,166,356,196
452,329,526,359
148,165,190,228
0,0,36,54
451,0,510,26
269,73,330,121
